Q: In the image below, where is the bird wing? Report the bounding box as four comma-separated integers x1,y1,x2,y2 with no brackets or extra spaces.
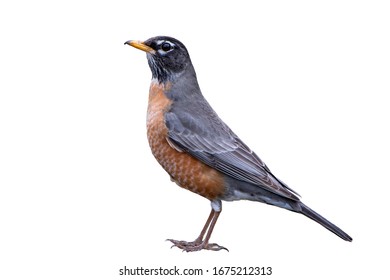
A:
165,110,301,201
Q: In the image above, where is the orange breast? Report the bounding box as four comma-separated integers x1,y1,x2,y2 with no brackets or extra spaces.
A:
146,81,225,200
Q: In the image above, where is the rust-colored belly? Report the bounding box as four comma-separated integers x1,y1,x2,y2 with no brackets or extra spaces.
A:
146,81,225,200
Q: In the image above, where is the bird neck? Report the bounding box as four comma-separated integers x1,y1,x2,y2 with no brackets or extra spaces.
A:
149,59,197,84
166,67,202,100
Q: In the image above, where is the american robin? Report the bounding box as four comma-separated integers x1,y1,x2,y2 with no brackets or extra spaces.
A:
124,36,352,252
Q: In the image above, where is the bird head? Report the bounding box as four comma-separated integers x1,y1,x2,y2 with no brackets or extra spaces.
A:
125,36,192,83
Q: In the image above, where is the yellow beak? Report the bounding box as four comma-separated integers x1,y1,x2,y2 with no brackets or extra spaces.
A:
124,40,156,54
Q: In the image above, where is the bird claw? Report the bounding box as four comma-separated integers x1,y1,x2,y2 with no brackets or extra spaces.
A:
166,239,200,251
206,243,229,252
166,238,228,252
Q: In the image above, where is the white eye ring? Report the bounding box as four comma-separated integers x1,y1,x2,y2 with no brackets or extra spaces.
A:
161,42,172,52
156,40,175,54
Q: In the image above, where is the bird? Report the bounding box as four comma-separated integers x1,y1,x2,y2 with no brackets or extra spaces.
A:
124,36,352,252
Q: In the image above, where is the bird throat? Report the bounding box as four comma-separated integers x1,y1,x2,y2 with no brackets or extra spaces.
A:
147,55,172,83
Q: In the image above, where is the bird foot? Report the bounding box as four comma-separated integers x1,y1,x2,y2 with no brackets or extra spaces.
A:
167,239,228,252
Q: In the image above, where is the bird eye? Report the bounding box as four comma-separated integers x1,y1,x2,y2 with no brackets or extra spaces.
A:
161,42,172,52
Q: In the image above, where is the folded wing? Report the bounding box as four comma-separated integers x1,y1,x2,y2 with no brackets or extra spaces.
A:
165,110,300,201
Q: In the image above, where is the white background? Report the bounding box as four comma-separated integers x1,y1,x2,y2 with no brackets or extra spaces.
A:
1,0,389,279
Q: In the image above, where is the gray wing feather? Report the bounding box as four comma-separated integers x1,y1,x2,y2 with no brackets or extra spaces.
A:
165,111,300,201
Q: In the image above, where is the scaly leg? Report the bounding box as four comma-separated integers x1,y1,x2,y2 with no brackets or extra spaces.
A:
167,208,228,252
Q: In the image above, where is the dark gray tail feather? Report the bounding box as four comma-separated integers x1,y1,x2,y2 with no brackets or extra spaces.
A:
299,202,352,241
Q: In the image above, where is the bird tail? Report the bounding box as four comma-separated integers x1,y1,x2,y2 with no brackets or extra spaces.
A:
299,202,352,242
